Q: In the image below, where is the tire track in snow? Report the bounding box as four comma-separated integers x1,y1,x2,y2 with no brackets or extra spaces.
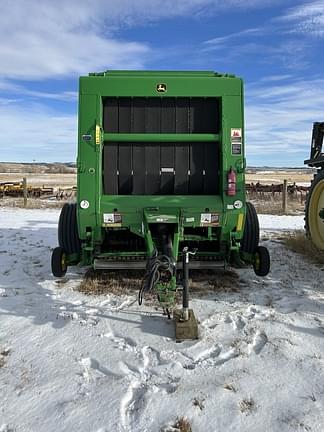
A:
251,330,268,354
119,346,180,431
119,347,151,431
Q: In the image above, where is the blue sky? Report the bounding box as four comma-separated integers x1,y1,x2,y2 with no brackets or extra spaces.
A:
0,0,323,166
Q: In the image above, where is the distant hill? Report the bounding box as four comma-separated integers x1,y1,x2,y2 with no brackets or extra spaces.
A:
246,166,315,173
0,162,76,174
0,162,315,175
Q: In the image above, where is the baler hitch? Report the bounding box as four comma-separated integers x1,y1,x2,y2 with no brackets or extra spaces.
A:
181,247,197,321
173,247,199,341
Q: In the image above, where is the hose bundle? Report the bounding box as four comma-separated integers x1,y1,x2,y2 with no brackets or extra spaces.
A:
138,249,175,305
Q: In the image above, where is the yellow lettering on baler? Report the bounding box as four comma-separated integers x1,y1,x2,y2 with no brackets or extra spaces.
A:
95,125,101,144
237,213,244,232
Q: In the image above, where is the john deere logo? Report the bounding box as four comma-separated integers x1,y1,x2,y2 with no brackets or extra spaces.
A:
157,83,167,93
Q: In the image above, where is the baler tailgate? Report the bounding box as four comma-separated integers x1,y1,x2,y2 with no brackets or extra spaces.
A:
103,97,220,134
103,140,220,195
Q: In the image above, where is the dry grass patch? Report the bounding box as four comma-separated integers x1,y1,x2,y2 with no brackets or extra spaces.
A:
239,397,256,414
250,197,304,215
224,383,237,392
77,268,241,300
284,231,324,265
0,197,65,209
189,269,240,295
0,348,11,368
78,269,143,296
192,396,205,411
173,417,192,432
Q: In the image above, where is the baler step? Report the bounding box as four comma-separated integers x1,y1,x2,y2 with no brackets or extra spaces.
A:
93,258,226,270
94,259,146,270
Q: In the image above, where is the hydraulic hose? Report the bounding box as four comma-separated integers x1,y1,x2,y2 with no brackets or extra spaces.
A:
138,250,175,305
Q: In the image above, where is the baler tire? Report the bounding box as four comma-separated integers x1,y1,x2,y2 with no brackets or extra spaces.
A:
305,169,324,250
64,204,73,254
58,203,69,248
51,246,67,277
70,204,81,254
58,203,81,255
70,204,76,252
253,246,270,277
241,202,260,254
61,203,71,253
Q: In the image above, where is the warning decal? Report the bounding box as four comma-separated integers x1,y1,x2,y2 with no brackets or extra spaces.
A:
231,128,242,155
103,213,122,226
200,213,220,227
231,128,242,143
232,143,242,155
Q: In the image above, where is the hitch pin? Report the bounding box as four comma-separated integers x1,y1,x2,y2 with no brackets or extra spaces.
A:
182,247,197,321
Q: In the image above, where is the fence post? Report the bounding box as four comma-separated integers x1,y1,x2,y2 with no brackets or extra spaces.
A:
282,179,287,214
23,177,28,208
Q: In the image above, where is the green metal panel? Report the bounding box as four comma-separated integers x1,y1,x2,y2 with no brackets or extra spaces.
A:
80,74,241,98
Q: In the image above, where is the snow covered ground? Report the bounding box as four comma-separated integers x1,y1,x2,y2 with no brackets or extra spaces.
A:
0,208,323,432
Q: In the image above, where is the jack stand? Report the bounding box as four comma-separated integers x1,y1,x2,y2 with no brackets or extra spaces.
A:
174,247,198,341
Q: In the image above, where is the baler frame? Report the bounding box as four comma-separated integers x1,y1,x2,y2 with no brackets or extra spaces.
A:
52,70,270,317
76,71,246,267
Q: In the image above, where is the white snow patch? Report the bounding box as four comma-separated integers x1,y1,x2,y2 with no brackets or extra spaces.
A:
259,214,304,231
0,209,323,431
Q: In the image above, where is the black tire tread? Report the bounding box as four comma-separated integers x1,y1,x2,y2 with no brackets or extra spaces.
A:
58,203,69,247
241,202,260,254
305,168,324,236
57,203,81,255
73,204,81,252
71,204,77,253
51,246,67,277
72,204,81,253
253,246,270,277
64,204,72,254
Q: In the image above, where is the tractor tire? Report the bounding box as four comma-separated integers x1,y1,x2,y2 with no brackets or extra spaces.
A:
51,246,67,277
241,202,260,254
253,246,270,277
58,203,81,255
305,169,324,250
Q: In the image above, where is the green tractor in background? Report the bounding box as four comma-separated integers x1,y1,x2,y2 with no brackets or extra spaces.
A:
304,122,324,250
